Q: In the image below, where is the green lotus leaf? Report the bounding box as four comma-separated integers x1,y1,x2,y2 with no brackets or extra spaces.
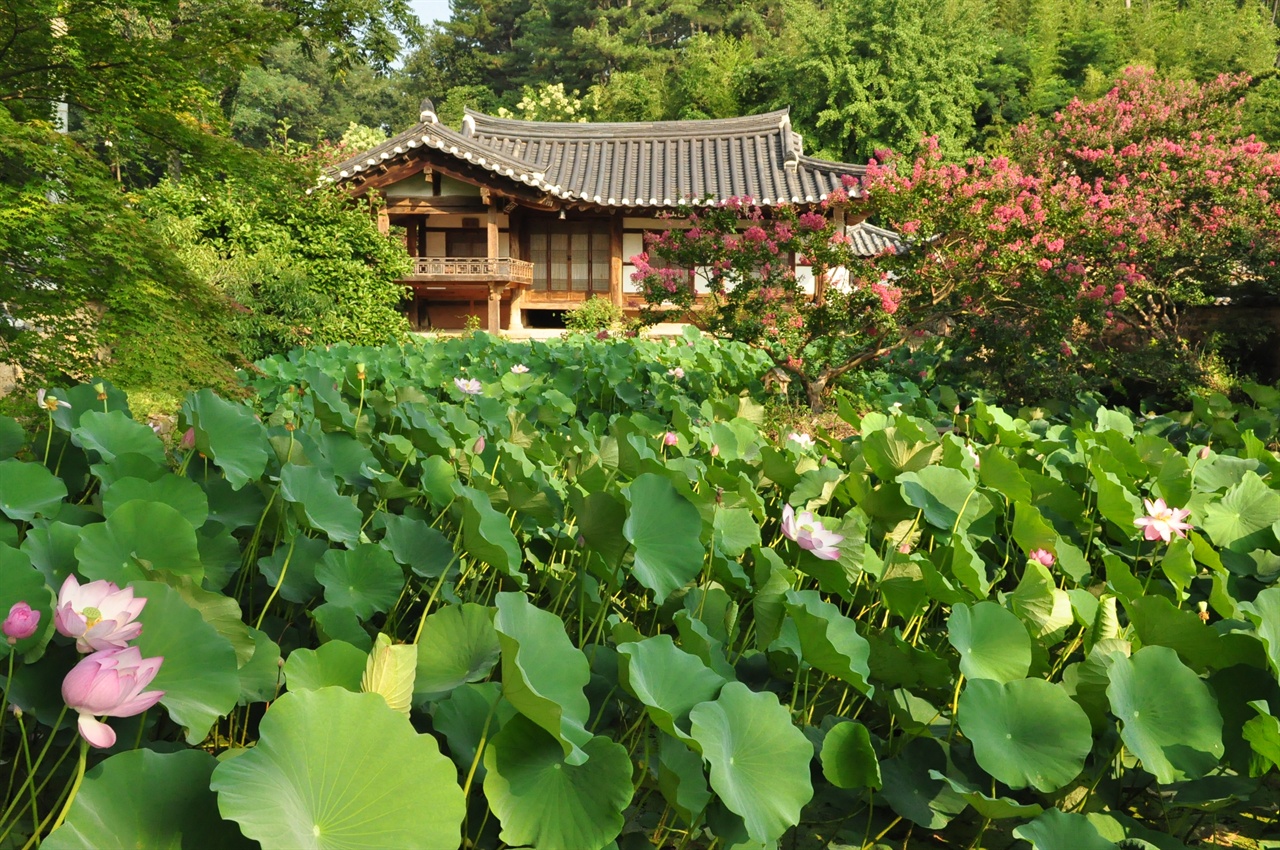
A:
1009,560,1073,641
284,640,368,692
76,500,203,583
617,634,726,741
713,507,761,558
380,513,455,577
1106,646,1225,783
1127,595,1261,674
144,571,255,666
1241,586,1280,679
877,736,967,829
673,610,736,680
1093,470,1143,533
280,464,362,546
431,682,517,778
102,474,208,528
622,473,705,603
455,483,524,583
1242,700,1280,773
0,546,54,658
257,533,327,604
958,677,1092,792
311,602,372,651
131,581,241,744
0,416,24,459
184,389,271,490
21,520,81,587
1203,472,1280,551
576,490,630,568
494,591,593,765
1013,809,1117,850
947,534,991,597
820,720,882,790
862,427,938,480
483,714,634,850
0,458,67,521
71,410,167,466
688,682,814,845
315,543,404,619
212,688,465,850
43,749,250,850
930,771,1044,820
414,602,501,702
657,733,713,825
238,627,282,704
947,601,1032,683
978,447,1033,503
1011,501,1057,557
899,465,994,537
783,589,873,694
362,632,416,716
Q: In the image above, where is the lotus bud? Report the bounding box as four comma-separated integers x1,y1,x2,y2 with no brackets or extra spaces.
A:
180,427,196,450
1198,445,1210,460
473,435,486,454
1028,549,1055,567
710,444,720,458
4,602,41,644
663,432,678,447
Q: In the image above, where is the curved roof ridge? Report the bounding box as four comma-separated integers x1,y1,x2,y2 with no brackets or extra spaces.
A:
463,107,793,141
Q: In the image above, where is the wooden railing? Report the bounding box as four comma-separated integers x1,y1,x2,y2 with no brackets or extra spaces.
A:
408,257,534,286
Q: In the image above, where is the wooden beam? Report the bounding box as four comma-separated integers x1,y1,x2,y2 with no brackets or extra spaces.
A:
385,197,487,215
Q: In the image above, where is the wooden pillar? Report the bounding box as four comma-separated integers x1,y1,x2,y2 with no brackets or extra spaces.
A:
487,283,502,334
405,219,418,256
610,215,623,307
487,200,498,260
508,207,525,331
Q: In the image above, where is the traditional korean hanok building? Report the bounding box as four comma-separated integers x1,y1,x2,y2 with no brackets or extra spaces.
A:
329,100,878,332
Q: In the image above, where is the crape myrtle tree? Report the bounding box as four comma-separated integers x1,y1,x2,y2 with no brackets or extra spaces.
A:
865,69,1280,400
632,184,907,412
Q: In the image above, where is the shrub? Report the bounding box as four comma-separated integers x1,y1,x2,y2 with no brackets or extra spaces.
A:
563,295,627,333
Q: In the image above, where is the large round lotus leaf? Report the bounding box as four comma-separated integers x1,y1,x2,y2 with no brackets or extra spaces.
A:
483,714,634,850
380,514,455,577
0,416,24,459
947,601,1032,683
1106,645,1225,784
102,474,208,528
617,634,726,741
958,677,1092,792
20,520,81,587
212,687,465,850
414,602,500,702
0,458,67,521
1202,472,1280,551
0,547,53,658
76,500,203,583
315,543,404,619
131,581,241,745
898,466,994,537
431,682,517,777
494,592,593,765
257,534,327,605
42,749,250,850
238,627,283,705
71,410,167,466
657,733,713,825
820,721,882,790
284,640,368,692
455,483,524,582
1012,808,1117,850
688,682,814,845
931,771,1044,820
281,464,362,546
783,589,873,695
878,737,968,829
185,389,271,490
622,473,705,603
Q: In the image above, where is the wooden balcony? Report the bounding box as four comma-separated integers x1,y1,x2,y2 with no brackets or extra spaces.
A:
406,256,534,286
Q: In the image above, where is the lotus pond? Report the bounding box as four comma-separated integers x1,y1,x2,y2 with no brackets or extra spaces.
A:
3,329,1280,849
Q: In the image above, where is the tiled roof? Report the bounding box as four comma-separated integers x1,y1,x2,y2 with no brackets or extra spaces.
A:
847,222,907,257
330,105,864,209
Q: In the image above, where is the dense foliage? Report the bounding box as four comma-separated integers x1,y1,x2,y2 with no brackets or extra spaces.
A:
3,336,1280,848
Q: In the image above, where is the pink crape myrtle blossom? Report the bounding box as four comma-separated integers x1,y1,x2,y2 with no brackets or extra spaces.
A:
54,576,146,653
1028,549,1055,567
781,504,844,561
4,602,41,643
61,647,165,748
454,377,483,395
1134,498,1193,543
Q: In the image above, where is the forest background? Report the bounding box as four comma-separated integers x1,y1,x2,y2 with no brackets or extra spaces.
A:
2,0,1279,409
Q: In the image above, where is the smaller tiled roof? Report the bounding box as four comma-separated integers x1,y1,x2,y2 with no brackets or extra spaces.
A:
329,103,864,209
847,222,907,257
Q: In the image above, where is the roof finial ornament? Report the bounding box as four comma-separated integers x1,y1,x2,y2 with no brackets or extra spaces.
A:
461,114,476,137
419,98,439,125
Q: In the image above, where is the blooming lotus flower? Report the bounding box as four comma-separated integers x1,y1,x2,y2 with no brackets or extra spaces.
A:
37,389,71,412
663,432,678,447
510,364,530,374
1028,549,1055,567
667,367,685,379
4,602,41,643
787,432,815,449
780,504,844,561
454,377,482,395
54,576,146,653
61,647,165,748
1134,498,1193,543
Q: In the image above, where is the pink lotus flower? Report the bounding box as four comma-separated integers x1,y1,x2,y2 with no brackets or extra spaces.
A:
61,647,164,748
54,576,146,653
787,432,815,449
663,432,678,447
454,377,482,395
1028,549,1055,567
1134,498,1193,543
510,364,530,374
37,389,71,412
781,504,844,561
4,602,41,643
667,367,685,379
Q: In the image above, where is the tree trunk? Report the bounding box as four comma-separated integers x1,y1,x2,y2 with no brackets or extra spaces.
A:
804,375,828,413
